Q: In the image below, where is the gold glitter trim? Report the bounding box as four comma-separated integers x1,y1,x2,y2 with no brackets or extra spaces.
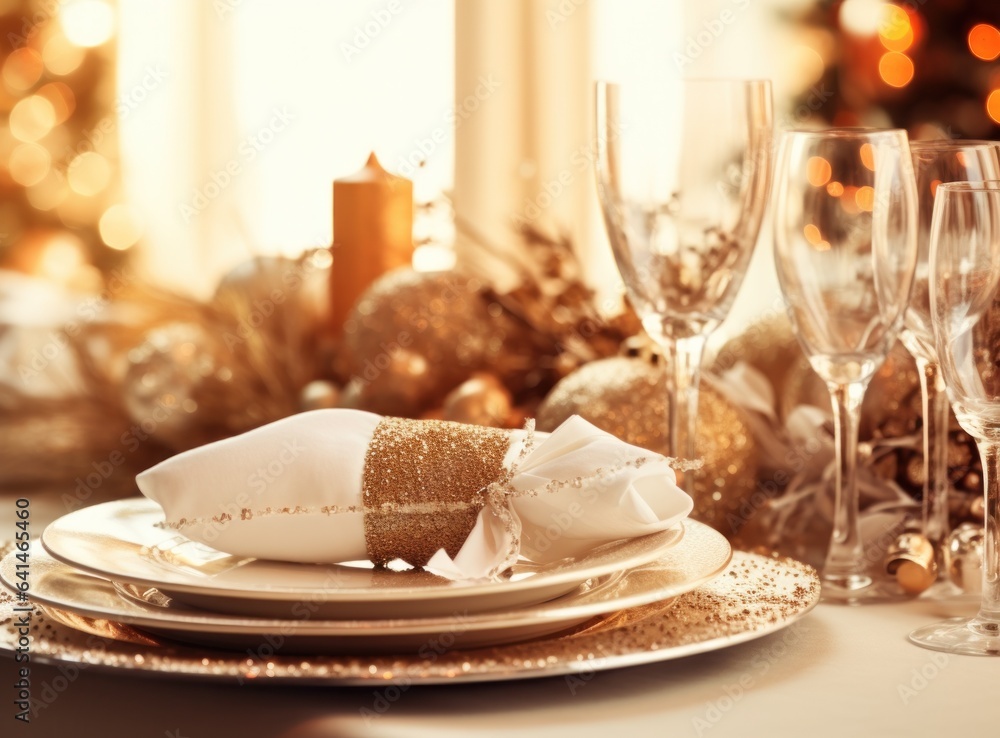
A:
156,417,675,578
0,552,820,685
362,417,512,567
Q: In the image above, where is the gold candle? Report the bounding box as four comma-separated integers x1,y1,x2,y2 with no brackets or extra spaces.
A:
331,153,413,334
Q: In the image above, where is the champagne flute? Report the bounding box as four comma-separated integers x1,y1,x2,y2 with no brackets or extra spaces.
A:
773,129,918,603
594,79,773,470
906,141,1000,591
910,181,1000,654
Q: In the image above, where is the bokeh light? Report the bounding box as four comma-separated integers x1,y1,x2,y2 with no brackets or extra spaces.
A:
59,0,116,48
9,142,51,186
2,48,44,91
99,203,144,250
969,23,1000,61
879,51,914,88
827,181,845,197
840,0,884,36
36,82,76,125
855,185,875,211
68,151,111,196
859,143,876,171
987,89,1000,125
807,156,832,186
42,33,86,75
879,5,913,52
9,96,57,142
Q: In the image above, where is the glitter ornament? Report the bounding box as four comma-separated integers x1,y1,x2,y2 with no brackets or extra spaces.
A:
537,356,757,531
122,323,218,449
337,349,440,417
442,374,513,428
298,380,340,412
341,268,505,415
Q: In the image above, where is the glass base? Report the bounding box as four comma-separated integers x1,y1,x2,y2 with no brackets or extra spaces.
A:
918,578,971,601
820,573,913,605
909,617,1000,656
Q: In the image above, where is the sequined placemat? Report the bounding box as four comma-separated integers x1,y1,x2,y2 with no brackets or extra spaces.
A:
0,551,818,686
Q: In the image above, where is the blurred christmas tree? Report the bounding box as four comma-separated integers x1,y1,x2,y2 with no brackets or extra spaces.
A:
788,0,1000,139
0,0,134,286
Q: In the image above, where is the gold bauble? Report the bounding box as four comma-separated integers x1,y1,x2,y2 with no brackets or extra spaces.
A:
442,374,513,427
337,349,440,417
536,356,758,532
342,268,504,416
712,313,806,397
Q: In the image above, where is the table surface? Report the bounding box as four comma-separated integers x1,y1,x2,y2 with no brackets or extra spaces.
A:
0,492,995,738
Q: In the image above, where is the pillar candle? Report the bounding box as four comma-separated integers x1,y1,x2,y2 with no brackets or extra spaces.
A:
331,153,413,333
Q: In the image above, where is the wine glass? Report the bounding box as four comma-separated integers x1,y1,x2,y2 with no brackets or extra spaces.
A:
594,79,773,469
773,129,918,603
906,141,1000,592
909,181,1000,654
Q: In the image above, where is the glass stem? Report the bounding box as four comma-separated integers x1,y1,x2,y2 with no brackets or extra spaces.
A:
915,357,951,558
974,441,1000,630
823,380,871,590
665,335,707,481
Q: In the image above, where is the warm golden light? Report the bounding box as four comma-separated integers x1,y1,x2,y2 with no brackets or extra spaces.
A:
38,232,87,283
930,178,941,196
855,185,876,211
68,151,111,196
827,181,845,197
99,203,144,250
37,82,76,125
9,96,57,142
26,173,70,211
60,0,116,48
969,23,1000,61
807,156,832,187
2,48,44,91
840,0,884,36
859,143,876,171
987,90,1000,125
840,185,862,214
803,223,822,245
42,33,86,75
879,5,914,53
9,142,51,186
879,51,914,87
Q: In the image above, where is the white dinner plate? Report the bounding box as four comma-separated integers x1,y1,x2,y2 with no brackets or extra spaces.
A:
0,550,818,684
4,522,731,652
40,498,687,619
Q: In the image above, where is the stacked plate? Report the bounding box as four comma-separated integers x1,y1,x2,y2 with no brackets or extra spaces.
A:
0,498,735,654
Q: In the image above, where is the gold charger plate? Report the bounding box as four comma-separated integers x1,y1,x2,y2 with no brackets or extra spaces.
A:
0,551,818,685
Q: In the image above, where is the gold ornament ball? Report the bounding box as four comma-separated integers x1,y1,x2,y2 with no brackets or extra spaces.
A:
442,374,513,427
298,380,340,412
342,268,501,415
337,349,440,417
536,356,758,532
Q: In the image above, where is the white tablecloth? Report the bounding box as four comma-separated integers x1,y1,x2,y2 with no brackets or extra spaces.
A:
0,492,992,737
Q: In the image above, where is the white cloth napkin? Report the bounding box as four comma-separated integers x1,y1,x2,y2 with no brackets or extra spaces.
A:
137,409,692,581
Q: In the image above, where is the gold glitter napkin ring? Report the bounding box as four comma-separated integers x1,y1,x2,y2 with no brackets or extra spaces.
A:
361,417,513,568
